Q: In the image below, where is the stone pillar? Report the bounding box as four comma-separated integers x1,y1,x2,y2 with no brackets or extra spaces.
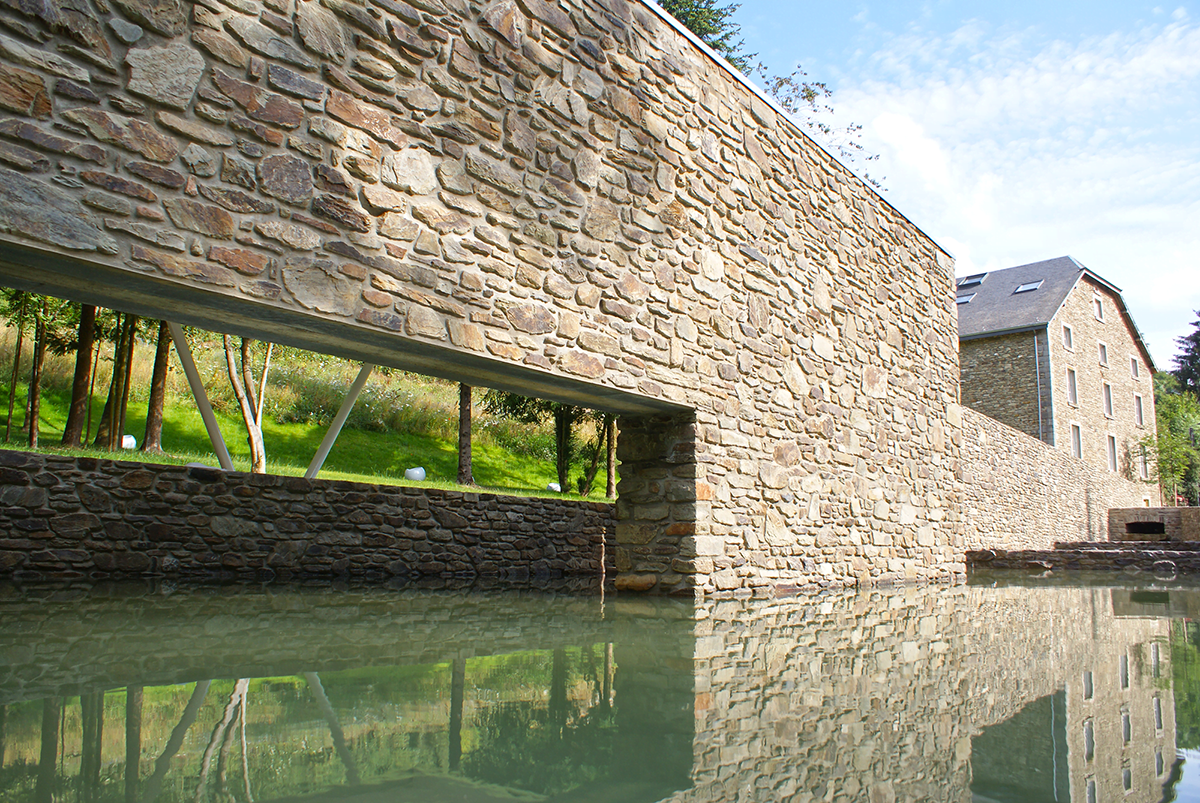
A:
613,413,712,594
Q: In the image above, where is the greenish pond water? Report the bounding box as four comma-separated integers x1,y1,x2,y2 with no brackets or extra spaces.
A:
1,577,1197,802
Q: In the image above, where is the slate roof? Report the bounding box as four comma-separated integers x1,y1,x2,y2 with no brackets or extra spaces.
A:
956,255,1157,371
955,256,1094,338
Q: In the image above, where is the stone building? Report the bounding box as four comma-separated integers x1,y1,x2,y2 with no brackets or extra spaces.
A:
958,257,1158,489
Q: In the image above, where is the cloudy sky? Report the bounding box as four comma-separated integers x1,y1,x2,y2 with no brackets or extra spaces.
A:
733,1,1200,370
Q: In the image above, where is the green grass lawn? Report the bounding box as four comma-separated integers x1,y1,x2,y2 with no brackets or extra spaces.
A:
4,379,615,502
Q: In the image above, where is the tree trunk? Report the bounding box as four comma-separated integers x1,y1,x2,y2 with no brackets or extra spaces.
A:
553,407,575,491
85,335,101,445
26,298,48,449
117,315,137,443
457,384,473,485
141,680,211,803
449,658,466,771
62,304,96,447
4,292,27,442
142,321,170,454
95,312,132,450
224,335,266,473
578,421,605,497
80,692,104,803
549,648,567,736
35,697,60,803
0,703,7,768
125,687,142,803
606,416,617,498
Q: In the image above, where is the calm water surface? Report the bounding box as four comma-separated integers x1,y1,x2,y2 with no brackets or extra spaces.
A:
2,577,1199,802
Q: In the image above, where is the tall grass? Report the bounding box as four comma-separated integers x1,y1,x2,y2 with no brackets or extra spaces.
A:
0,326,609,497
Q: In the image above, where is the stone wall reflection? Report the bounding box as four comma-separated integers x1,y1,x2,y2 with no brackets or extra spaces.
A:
0,582,1182,801
671,585,1175,803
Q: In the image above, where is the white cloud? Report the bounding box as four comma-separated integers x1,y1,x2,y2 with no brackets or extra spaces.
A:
814,17,1200,368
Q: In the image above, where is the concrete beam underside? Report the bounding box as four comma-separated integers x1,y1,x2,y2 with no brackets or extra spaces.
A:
0,241,689,418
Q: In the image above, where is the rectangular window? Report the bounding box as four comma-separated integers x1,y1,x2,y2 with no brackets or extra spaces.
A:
1120,653,1130,688
1086,778,1096,803
1014,280,1043,293
1131,356,1140,379
1072,424,1083,459
1108,435,1118,472
1123,764,1132,792
1158,749,1166,777
1103,383,1114,417
1135,394,1144,427
1083,670,1094,699
1152,643,1161,678
1084,720,1095,761
1063,324,1074,349
1122,709,1132,744
955,293,975,305
1155,696,1164,730
1094,295,1105,321
1098,342,1108,366
1140,452,1149,480
1067,368,1078,405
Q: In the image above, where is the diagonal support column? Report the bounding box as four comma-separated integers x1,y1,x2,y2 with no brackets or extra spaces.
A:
305,363,374,479
167,322,233,471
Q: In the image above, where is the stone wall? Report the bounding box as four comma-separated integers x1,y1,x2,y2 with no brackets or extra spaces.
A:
1110,507,1200,542
0,0,961,593
959,407,1156,550
960,330,1052,444
0,449,611,581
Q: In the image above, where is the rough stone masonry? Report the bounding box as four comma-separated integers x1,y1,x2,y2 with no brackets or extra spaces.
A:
0,0,961,593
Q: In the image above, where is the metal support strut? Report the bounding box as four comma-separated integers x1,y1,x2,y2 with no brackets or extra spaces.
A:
305,363,374,479
167,322,234,471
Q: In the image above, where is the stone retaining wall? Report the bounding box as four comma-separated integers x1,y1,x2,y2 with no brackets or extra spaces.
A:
959,407,1156,550
0,449,612,581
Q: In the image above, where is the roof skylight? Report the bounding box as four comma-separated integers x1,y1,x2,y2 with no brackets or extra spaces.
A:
1014,280,1044,294
956,294,976,305
958,273,988,289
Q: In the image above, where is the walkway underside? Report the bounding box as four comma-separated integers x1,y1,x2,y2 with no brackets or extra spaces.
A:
0,242,683,417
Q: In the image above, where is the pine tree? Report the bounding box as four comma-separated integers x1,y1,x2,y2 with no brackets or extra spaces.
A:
1176,310,1200,399
657,0,750,72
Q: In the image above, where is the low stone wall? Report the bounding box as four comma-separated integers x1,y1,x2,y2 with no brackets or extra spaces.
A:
0,449,612,581
959,407,1156,550
1110,507,1200,541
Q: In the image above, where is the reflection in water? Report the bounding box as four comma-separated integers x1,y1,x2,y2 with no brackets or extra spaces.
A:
0,581,1195,801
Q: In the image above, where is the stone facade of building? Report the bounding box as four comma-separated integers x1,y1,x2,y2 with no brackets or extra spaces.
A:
959,330,1052,443
960,407,1156,550
0,0,962,593
1047,274,1157,481
0,449,612,581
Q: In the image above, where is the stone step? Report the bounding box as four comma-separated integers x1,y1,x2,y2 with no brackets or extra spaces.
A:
969,547,1200,574
1055,540,1200,551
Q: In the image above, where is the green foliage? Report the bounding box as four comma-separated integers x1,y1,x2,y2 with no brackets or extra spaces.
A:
1145,373,1200,504
481,390,607,493
1173,622,1200,749
656,0,750,72
1176,310,1200,398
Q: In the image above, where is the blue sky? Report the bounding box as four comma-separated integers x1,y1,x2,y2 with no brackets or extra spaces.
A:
732,2,1200,369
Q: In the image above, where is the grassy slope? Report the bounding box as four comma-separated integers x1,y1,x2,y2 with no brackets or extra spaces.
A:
3,360,612,502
